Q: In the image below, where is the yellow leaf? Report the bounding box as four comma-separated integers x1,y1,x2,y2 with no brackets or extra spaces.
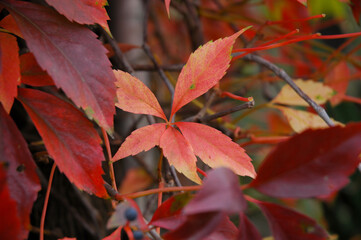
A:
272,79,334,106
275,106,343,133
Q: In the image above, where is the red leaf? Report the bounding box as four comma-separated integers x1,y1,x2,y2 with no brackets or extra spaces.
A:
238,213,262,240
176,122,256,178
0,164,22,240
0,104,40,239
2,1,116,132
324,61,350,105
118,168,152,194
183,168,246,215
160,126,201,184
114,70,167,120
255,200,328,240
150,192,192,230
204,217,239,240
45,0,109,29
20,53,54,86
165,0,171,17
0,14,23,38
350,0,361,24
170,29,248,118
17,88,107,198
250,123,361,198
113,123,166,161
163,212,227,240
0,32,20,113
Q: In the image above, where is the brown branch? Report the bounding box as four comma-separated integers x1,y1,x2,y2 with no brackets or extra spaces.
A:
132,63,184,72
99,26,134,73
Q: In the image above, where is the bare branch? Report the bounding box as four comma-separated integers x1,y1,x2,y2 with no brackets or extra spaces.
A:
240,53,335,127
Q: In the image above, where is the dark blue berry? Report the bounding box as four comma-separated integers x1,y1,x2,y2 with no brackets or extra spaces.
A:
133,230,144,240
124,207,138,221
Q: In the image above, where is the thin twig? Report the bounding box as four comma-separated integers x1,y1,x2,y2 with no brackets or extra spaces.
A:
241,54,335,126
142,43,175,97
101,128,117,192
202,100,255,122
40,163,57,240
132,63,184,72
99,26,134,73
104,182,200,201
183,100,255,122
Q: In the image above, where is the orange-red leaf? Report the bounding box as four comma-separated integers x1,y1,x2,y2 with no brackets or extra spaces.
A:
0,164,21,240
165,0,171,17
0,104,40,239
160,126,201,184
20,53,54,86
176,122,256,178
0,14,22,38
45,0,109,29
170,29,248,117
3,1,116,132
118,168,152,194
18,88,108,198
113,123,166,161
0,32,20,113
114,70,167,120
325,61,350,105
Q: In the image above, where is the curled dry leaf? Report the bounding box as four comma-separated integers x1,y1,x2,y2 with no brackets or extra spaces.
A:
272,79,334,106
275,106,343,133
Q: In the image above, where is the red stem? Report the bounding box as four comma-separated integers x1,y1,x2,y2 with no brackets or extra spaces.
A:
197,168,207,177
240,135,289,147
266,14,325,25
342,95,361,105
101,128,117,192
40,163,56,240
221,91,253,102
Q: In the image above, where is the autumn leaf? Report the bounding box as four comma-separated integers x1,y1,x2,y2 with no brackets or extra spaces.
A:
170,29,248,117
45,0,109,29
0,32,20,113
0,104,41,239
160,127,201,184
118,168,152,194
20,53,54,86
114,70,167,120
176,122,256,178
250,122,361,198
165,0,171,17
2,0,116,133
325,61,350,105
275,106,342,133
114,29,255,183
272,79,334,106
153,168,246,239
17,88,108,198
0,164,22,240
253,200,328,240
112,123,166,161
238,213,262,240
0,14,22,38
